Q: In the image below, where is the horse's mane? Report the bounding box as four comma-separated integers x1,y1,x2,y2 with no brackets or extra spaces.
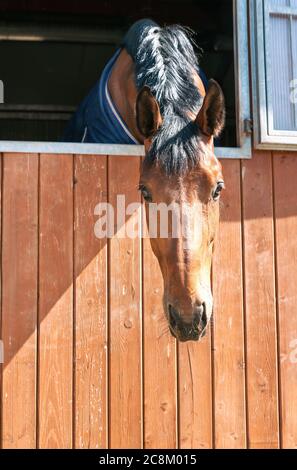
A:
135,23,204,174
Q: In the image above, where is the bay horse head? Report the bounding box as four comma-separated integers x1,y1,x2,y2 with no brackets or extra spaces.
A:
135,26,225,342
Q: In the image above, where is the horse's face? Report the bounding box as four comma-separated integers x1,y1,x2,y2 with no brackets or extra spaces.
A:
136,81,225,342
140,155,223,342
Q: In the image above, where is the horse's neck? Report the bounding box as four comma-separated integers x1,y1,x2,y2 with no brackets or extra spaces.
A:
107,48,207,143
108,49,144,144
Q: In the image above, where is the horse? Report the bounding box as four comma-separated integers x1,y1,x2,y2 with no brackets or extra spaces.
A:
63,19,225,342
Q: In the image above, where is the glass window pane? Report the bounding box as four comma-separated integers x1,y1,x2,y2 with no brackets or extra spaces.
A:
269,14,296,130
292,17,297,126
270,0,290,6
292,18,297,69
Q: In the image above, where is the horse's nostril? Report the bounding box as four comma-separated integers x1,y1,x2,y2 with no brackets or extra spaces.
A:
193,303,207,330
168,304,180,329
201,303,207,328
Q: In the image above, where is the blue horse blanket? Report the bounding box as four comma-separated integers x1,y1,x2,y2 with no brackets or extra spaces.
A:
62,48,139,144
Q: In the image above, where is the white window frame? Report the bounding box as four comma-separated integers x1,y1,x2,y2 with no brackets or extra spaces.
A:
250,0,297,150
0,0,251,159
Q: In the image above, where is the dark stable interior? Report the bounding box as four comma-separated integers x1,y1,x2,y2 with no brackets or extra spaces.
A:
0,0,235,146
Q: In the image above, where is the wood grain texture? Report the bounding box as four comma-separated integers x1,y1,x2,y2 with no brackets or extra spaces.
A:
212,159,246,448
178,338,212,449
273,153,297,449
108,156,142,449
38,154,73,449
143,218,177,449
1,154,38,448
241,151,279,448
1,149,297,449
74,155,108,449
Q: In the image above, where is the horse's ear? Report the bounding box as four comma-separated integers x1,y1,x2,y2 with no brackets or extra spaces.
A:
136,86,162,138
196,79,225,138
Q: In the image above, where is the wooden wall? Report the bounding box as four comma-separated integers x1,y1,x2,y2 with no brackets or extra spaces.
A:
0,150,296,449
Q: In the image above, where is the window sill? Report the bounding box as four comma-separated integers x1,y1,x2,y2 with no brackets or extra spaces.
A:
0,140,252,159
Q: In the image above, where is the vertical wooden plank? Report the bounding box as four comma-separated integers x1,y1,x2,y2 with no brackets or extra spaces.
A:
2,153,38,448
178,337,212,448
74,154,108,449
0,153,2,449
143,214,177,449
242,151,279,448
212,160,246,448
38,154,73,449
273,153,297,449
108,156,142,449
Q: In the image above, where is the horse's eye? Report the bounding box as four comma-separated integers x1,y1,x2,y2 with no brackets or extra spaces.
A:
139,185,152,203
213,181,225,201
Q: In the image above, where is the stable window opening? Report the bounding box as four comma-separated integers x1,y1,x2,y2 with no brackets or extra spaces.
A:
0,0,251,158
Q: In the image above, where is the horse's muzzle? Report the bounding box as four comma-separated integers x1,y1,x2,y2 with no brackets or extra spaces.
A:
167,303,207,342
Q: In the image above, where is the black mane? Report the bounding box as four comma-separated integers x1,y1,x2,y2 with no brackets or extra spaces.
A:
135,23,204,174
